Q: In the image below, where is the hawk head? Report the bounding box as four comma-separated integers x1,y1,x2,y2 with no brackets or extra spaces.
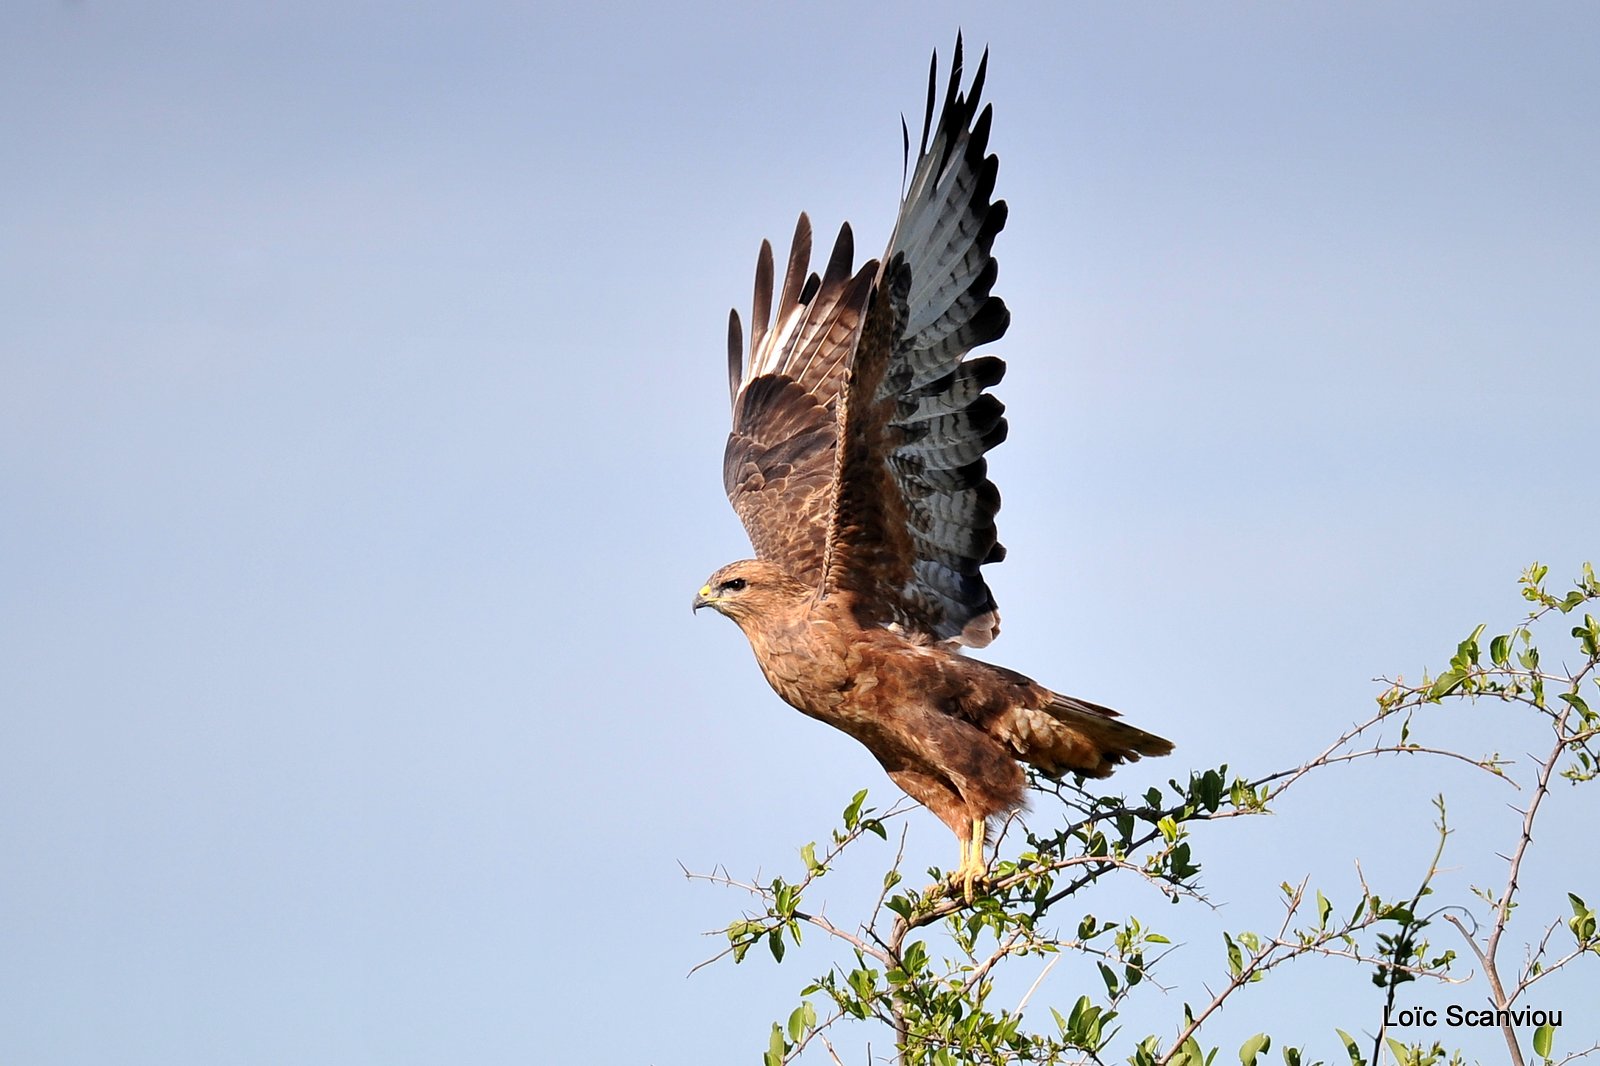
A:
692,559,810,625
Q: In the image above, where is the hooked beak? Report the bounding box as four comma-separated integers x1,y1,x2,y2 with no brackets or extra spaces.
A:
692,584,716,613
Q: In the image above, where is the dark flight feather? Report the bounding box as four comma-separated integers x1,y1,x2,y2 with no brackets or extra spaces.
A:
722,36,1011,646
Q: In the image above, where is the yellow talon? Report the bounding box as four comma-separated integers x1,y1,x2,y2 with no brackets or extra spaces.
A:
952,817,988,904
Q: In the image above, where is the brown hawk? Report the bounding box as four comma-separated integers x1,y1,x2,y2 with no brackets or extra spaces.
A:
694,38,1172,900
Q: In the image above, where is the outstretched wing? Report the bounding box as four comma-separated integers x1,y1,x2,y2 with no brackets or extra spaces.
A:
723,215,877,587
820,36,1012,647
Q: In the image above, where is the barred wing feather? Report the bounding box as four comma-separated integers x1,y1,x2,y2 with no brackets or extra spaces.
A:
723,216,877,587
821,36,1012,647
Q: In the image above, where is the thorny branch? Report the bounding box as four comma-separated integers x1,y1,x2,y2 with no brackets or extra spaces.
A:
1441,713,1578,1066
1157,878,1313,1066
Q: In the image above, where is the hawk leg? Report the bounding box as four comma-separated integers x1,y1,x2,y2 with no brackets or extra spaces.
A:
952,816,989,904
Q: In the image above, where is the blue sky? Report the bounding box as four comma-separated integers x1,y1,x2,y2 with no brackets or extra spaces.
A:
3,3,1597,1063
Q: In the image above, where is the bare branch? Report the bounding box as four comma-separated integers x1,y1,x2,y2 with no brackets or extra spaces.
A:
1444,914,1524,1066
1552,1038,1600,1066
1014,952,1063,1016
1156,878,1311,1066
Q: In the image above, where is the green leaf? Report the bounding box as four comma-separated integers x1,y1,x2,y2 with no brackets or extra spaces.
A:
787,1002,815,1043
1334,1028,1362,1065
1427,668,1465,701
1490,632,1512,666
800,841,819,874
1534,1022,1555,1059
765,1022,786,1066
1171,1035,1210,1066
1578,613,1600,657
1223,931,1244,976
842,789,868,830
1098,960,1118,996
1240,1032,1271,1065
1567,892,1596,942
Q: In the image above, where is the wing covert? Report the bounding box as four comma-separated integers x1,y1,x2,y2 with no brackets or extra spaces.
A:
723,215,877,587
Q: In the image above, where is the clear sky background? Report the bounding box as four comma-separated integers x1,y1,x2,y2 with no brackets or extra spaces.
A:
3,3,1597,1064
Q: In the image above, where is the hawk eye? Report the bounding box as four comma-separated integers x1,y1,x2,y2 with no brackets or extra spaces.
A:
721,577,748,592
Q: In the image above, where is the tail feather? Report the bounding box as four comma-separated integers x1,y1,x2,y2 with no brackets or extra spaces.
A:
1007,692,1174,779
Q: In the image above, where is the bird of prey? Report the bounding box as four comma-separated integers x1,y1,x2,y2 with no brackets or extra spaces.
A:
694,38,1172,901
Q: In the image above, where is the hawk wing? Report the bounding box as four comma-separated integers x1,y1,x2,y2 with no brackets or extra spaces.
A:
723,215,877,588
819,37,1012,647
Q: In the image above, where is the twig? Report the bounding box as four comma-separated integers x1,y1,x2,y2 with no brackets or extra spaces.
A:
1155,878,1310,1066
1442,719,1571,1066
1014,952,1062,1016
1489,729,1567,968
1372,800,1453,1065
794,908,889,964
1552,1038,1600,1065
1444,913,1524,1066
783,1004,851,1066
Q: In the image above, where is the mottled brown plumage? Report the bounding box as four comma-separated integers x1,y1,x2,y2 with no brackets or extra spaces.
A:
697,38,1172,899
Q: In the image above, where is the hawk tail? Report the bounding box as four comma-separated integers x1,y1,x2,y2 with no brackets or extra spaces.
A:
1022,692,1175,780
